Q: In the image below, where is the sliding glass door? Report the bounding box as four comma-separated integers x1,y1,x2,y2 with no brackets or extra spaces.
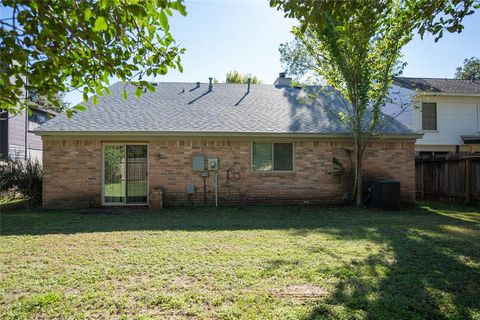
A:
103,144,148,205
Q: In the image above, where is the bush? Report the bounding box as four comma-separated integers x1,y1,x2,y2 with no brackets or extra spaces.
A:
0,156,42,206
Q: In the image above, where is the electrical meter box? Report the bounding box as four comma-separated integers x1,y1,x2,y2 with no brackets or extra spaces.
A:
192,155,205,171
208,158,219,171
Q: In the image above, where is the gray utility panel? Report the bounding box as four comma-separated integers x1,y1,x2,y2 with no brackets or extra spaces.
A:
192,155,205,171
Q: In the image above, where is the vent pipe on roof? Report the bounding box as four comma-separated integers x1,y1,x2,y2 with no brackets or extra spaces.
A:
247,78,251,93
208,77,213,91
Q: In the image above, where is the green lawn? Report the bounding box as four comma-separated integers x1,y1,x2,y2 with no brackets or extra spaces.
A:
1,203,479,319
104,182,147,197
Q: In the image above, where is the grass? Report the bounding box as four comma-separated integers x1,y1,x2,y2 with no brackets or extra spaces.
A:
1,202,479,319
104,182,147,199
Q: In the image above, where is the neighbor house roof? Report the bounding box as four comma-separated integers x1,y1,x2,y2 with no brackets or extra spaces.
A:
394,77,480,95
36,82,418,137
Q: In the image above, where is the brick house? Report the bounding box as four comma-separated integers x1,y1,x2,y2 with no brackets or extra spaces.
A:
36,74,421,208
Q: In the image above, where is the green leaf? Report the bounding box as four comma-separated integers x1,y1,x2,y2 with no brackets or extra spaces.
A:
146,83,155,92
122,90,128,100
92,95,98,105
65,109,74,118
93,17,108,32
135,87,143,97
73,105,86,112
84,9,92,21
83,91,88,102
159,10,169,30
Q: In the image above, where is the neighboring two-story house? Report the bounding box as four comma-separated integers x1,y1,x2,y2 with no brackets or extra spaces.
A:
0,106,56,162
385,77,480,155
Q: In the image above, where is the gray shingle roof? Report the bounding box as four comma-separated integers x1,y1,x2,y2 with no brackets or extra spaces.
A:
36,82,417,136
394,77,480,94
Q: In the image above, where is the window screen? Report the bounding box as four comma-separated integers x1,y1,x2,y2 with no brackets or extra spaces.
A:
422,103,437,130
274,143,293,171
252,143,293,172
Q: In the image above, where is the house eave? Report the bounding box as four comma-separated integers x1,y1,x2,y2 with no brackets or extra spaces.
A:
416,92,480,98
35,130,423,140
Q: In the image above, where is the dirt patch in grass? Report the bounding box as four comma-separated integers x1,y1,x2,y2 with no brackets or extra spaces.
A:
271,284,327,299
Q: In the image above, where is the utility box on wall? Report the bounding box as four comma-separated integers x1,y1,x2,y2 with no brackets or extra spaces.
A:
192,155,205,171
208,158,219,171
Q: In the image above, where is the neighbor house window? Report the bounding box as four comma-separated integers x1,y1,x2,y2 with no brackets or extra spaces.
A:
252,143,293,172
28,110,49,131
422,102,437,130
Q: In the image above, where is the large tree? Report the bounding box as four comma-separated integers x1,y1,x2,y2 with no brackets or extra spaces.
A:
0,0,186,116
271,0,478,206
225,70,262,84
27,89,69,112
278,37,315,81
455,56,480,79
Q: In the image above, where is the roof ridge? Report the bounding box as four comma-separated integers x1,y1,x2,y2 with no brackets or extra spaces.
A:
396,76,478,81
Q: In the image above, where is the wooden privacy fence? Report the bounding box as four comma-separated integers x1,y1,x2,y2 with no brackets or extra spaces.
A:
416,156,480,204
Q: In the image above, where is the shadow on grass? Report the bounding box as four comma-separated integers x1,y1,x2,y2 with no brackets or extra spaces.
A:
0,205,398,235
0,201,478,235
300,202,480,319
2,202,480,319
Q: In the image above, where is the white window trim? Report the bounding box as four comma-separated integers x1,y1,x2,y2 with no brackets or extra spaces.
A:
250,142,295,173
101,143,149,206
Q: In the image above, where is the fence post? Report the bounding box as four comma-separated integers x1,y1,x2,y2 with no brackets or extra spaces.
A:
465,158,471,205
444,160,449,197
420,160,425,200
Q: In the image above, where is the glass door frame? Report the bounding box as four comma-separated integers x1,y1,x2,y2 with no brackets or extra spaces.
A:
101,143,149,206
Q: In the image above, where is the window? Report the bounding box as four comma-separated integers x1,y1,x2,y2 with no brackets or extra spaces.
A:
252,143,293,172
422,102,437,130
28,111,49,131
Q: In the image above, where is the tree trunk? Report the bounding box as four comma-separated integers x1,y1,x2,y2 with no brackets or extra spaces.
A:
355,143,362,206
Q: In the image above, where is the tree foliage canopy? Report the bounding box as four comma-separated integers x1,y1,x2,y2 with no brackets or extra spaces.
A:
455,56,480,79
278,37,314,81
270,0,478,205
0,0,186,116
225,71,262,84
27,89,69,112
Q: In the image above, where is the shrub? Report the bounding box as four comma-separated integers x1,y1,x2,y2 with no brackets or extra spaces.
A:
0,156,42,205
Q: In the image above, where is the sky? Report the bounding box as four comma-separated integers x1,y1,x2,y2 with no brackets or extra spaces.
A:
160,0,480,82
4,0,478,104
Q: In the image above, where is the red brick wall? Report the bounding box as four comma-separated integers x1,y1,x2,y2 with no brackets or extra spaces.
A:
42,136,416,208
42,139,102,208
